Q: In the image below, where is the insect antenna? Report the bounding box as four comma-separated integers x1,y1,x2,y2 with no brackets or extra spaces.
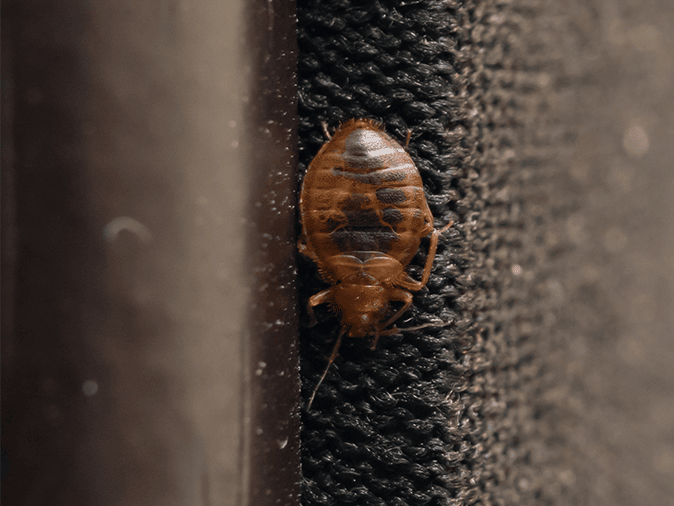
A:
307,325,348,410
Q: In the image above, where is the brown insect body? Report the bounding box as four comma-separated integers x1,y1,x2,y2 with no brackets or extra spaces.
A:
300,118,452,407
300,118,450,337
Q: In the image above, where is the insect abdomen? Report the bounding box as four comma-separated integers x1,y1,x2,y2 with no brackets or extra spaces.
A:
301,121,432,265
303,187,425,255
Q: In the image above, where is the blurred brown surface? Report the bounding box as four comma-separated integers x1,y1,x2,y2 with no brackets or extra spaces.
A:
2,0,298,505
546,0,674,503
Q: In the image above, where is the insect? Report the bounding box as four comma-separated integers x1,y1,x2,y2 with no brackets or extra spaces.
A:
299,118,452,407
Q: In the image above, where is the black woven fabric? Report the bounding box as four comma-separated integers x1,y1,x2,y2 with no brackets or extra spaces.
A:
297,0,567,504
297,1,469,505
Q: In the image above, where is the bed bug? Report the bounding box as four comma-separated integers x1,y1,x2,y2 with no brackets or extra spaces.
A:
299,118,452,407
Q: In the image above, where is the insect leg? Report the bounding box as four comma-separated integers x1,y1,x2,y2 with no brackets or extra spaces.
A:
321,121,332,140
307,325,347,410
437,220,453,235
307,288,333,326
297,238,310,257
399,221,453,291
370,288,414,348
370,328,381,351
401,319,453,332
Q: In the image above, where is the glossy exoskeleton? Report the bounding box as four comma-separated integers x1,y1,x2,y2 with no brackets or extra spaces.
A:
299,118,452,406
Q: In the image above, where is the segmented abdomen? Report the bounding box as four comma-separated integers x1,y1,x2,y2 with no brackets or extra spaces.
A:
300,121,432,272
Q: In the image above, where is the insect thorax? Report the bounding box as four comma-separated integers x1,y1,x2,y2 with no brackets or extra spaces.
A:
332,283,390,335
